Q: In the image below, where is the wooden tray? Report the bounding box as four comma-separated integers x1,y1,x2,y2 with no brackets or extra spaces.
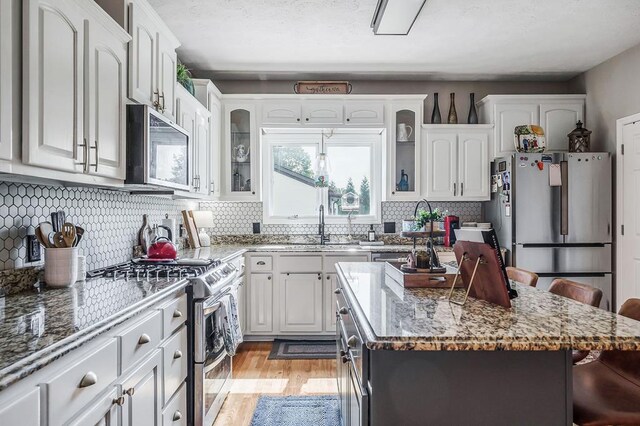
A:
385,261,463,288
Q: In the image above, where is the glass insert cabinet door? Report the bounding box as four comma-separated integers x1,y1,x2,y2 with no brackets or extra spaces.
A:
226,106,256,197
389,102,421,199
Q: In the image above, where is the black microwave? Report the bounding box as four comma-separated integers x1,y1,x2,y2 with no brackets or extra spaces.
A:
126,105,191,191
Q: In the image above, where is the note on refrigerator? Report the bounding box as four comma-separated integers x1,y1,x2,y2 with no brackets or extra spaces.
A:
549,164,562,186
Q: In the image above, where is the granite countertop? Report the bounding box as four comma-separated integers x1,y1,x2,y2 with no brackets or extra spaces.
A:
242,244,448,253
336,262,640,351
0,246,246,391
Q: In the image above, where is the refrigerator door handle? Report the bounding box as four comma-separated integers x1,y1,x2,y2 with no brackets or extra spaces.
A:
560,161,569,236
536,272,607,278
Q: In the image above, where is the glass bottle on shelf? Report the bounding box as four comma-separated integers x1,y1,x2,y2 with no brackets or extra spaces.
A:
229,109,251,192
394,109,416,194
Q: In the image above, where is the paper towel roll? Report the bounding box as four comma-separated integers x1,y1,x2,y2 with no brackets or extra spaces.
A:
162,215,177,243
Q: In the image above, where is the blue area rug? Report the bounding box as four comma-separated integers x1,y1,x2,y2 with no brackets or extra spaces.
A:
250,395,340,426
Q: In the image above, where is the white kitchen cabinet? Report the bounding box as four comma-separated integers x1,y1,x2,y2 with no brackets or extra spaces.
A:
0,0,18,163
223,102,259,200
345,101,384,125
387,101,422,200
127,0,179,119
324,274,338,332
176,85,211,196
423,125,492,201
477,95,585,158
85,12,130,180
423,131,457,199
539,102,584,151
68,389,120,426
0,388,40,426
23,0,85,173
238,276,247,335
118,351,162,426
279,273,324,333
249,273,273,333
193,79,223,198
302,101,344,125
262,102,302,125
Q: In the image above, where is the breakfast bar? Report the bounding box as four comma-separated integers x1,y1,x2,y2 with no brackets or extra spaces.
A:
335,262,640,426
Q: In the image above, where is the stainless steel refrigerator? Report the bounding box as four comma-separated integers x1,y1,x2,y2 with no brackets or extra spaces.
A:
484,152,612,310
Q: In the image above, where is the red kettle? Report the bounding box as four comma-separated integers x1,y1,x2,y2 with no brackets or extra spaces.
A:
147,235,177,260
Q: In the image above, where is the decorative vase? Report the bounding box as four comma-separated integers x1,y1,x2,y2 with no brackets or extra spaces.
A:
468,93,478,124
431,93,442,124
447,93,458,124
137,214,152,254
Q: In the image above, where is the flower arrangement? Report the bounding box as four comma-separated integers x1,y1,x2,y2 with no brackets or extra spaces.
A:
414,208,445,231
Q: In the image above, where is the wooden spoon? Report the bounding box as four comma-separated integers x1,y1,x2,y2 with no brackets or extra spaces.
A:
61,223,76,248
52,232,67,248
74,226,85,247
35,226,48,248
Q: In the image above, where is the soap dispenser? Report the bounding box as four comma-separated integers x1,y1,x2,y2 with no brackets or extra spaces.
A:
368,225,376,242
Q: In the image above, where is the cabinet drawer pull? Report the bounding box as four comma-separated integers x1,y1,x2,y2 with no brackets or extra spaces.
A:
173,410,183,421
173,310,183,319
125,387,135,396
347,335,358,348
461,182,464,196
334,288,341,294
339,307,348,315
256,261,266,266
78,371,98,388
318,274,322,280
138,333,151,345
173,350,183,360
453,182,457,196
113,396,125,406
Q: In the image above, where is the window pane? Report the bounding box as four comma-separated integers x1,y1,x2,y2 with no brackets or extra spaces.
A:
271,144,319,217
326,145,372,216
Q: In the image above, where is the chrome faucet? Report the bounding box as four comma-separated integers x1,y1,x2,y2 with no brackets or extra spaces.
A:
318,204,330,245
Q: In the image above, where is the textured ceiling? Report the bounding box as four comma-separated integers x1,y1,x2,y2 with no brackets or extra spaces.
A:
148,0,640,80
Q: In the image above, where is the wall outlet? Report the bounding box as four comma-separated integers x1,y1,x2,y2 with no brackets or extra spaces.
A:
27,235,41,263
252,222,261,234
383,222,396,234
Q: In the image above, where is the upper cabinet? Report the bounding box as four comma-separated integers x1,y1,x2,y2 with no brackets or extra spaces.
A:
260,99,385,126
478,95,585,158
127,0,179,120
23,0,130,178
387,101,422,200
262,102,302,125
193,79,223,198
223,103,259,200
0,0,18,163
422,125,491,201
345,101,385,125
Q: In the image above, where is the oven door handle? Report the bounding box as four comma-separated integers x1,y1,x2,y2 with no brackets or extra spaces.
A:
203,302,222,316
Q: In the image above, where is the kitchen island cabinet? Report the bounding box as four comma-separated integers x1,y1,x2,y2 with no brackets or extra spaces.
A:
335,262,640,426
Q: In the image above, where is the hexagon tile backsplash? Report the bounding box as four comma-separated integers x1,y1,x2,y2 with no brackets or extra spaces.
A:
0,182,196,271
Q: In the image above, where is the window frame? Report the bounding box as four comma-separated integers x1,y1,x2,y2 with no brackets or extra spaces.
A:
261,128,383,225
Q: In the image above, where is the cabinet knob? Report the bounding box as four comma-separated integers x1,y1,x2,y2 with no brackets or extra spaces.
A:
296,118,300,122
78,371,98,388
173,350,183,360
257,261,266,265
267,275,272,280
173,310,183,319
125,387,135,396
173,411,183,421
252,191,255,195
346,118,350,122
347,335,358,348
113,396,125,406
392,191,396,195
339,307,348,315
138,333,151,345
333,288,341,294
318,274,322,280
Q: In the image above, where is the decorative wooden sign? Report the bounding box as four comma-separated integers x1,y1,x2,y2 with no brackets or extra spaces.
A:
294,81,352,95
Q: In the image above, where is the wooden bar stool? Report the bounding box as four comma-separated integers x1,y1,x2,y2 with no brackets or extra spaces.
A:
505,266,539,287
573,298,640,425
549,278,603,364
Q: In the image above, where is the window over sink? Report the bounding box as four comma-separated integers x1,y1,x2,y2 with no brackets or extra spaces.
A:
262,129,383,224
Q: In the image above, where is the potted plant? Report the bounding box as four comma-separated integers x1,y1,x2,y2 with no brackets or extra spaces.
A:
177,62,195,95
414,208,445,231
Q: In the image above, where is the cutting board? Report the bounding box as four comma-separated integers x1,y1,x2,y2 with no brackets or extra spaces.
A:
182,210,200,248
385,262,462,288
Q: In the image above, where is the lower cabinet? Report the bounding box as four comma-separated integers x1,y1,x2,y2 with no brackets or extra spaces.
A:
68,389,119,426
249,273,274,333
279,273,324,333
0,388,40,426
324,274,339,332
118,350,162,426
162,382,187,426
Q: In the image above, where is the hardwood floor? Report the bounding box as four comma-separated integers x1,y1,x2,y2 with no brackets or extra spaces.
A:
213,341,338,426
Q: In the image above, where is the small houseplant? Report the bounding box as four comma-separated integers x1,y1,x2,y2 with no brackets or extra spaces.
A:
414,208,444,231
177,62,195,95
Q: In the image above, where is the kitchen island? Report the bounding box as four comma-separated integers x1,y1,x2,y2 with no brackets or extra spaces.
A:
335,262,640,426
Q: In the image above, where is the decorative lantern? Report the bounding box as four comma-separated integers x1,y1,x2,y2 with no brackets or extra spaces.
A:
568,121,592,153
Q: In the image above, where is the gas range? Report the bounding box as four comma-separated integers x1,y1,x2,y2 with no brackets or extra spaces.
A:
87,258,221,281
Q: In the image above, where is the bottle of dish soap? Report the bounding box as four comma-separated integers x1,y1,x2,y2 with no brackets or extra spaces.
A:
368,225,376,242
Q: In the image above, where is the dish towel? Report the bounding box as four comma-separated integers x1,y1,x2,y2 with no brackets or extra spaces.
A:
220,287,243,356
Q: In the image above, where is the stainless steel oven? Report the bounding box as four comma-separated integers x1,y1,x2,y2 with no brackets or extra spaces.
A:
190,261,239,426
126,104,191,191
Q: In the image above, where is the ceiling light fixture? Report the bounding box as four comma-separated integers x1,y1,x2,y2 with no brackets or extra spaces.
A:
371,0,427,35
